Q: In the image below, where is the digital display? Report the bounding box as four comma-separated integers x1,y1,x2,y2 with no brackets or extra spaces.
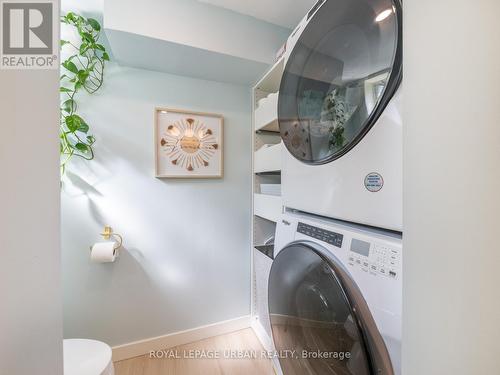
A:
351,239,370,257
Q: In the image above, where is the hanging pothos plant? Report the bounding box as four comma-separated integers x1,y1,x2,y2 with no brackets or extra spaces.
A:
60,12,109,174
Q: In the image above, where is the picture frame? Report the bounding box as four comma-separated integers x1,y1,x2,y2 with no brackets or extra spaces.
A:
154,108,224,178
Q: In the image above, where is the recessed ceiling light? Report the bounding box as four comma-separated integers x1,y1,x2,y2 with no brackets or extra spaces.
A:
375,8,393,22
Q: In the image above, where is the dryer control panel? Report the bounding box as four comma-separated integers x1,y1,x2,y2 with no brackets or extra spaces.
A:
348,238,400,279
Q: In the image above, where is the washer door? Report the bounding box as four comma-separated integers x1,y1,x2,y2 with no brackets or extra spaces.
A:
269,242,393,375
278,0,402,164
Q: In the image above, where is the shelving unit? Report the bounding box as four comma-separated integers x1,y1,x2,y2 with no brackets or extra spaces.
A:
250,57,284,349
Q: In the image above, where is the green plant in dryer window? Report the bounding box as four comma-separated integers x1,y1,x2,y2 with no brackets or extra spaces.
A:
321,89,355,150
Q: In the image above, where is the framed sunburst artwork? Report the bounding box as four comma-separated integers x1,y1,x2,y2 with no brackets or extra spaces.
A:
155,108,224,178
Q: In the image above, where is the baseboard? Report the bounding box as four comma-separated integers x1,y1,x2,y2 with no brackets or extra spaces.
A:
112,315,251,361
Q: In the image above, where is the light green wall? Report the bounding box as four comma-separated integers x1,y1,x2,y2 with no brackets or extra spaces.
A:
61,63,252,345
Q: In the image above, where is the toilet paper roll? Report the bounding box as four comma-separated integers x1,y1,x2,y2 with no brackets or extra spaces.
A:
90,241,117,263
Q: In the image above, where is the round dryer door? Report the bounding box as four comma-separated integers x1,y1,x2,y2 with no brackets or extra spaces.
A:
268,242,393,375
278,0,402,164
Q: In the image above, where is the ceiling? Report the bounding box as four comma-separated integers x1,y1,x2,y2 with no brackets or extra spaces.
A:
197,0,317,29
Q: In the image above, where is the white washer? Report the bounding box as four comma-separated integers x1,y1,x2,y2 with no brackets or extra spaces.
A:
269,211,402,375
278,0,402,231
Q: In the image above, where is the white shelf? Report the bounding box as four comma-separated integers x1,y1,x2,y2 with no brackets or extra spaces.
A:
254,142,282,173
254,57,284,93
254,194,282,223
256,119,279,133
255,92,279,132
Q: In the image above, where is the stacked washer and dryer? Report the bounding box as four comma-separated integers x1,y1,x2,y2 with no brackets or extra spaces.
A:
267,0,403,374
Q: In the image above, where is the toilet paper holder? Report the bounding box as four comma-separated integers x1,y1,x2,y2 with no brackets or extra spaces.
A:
100,226,123,251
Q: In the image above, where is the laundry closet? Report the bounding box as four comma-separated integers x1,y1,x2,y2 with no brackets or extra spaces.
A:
251,0,403,374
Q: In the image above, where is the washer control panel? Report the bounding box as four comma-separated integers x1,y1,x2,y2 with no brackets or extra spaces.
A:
348,238,400,279
297,222,343,248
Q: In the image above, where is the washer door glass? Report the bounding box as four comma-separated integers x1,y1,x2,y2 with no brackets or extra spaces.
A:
269,243,372,374
278,0,401,164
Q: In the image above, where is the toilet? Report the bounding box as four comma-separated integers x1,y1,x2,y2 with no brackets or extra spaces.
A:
63,339,114,375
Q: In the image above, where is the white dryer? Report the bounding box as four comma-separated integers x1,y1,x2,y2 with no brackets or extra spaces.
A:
269,211,402,375
279,0,402,231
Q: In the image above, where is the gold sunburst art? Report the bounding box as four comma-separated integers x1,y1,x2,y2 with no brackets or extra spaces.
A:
155,109,223,178
160,117,218,171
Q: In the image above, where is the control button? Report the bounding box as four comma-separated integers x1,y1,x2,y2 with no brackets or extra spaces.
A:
356,259,361,264
389,270,397,278
379,268,386,274
363,262,369,267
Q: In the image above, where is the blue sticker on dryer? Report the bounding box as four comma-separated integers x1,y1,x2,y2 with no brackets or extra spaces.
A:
365,172,384,192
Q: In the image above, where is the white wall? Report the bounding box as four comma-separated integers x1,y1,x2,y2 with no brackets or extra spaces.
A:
61,64,252,346
0,42,62,375
403,1,500,373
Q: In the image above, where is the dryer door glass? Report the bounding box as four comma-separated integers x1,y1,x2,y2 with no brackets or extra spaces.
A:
279,0,401,164
269,243,393,375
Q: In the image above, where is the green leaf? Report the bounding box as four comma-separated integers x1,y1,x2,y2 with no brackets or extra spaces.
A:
81,32,94,44
74,81,82,91
102,52,109,61
60,40,70,47
77,119,89,133
87,18,101,31
86,135,95,144
62,99,75,113
95,43,105,51
60,87,72,93
77,70,89,84
75,143,89,152
62,60,78,74
79,43,88,55
65,114,82,132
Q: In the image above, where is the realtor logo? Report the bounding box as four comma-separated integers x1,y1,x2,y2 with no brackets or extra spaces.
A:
1,1,58,69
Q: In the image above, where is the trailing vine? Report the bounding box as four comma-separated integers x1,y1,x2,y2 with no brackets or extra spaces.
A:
60,12,109,174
